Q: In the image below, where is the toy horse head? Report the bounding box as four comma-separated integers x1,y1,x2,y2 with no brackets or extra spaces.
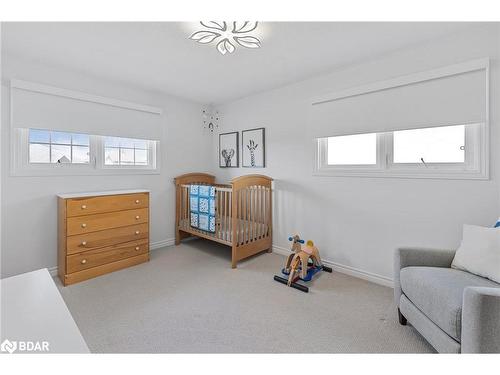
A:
288,235,305,244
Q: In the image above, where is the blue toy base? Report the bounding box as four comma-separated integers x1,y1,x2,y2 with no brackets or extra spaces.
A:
274,264,333,293
281,265,323,282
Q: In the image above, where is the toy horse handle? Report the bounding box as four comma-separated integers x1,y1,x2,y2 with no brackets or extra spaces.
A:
288,236,305,243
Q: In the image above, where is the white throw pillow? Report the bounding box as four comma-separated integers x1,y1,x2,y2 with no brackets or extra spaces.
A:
451,224,500,284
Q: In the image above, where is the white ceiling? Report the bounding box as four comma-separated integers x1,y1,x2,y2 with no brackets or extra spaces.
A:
2,22,478,104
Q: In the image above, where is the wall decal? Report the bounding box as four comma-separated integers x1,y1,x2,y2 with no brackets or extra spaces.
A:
219,131,239,168
242,127,265,168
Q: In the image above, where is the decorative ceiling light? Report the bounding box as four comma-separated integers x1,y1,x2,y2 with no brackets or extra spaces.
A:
189,21,261,55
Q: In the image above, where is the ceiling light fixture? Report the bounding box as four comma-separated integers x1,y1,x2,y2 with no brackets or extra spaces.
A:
189,21,261,55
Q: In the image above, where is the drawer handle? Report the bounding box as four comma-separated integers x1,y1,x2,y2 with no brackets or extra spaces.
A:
135,200,140,204
81,259,87,264
81,241,87,246
135,216,140,220
81,223,87,228
135,246,140,251
135,230,140,235
81,204,87,209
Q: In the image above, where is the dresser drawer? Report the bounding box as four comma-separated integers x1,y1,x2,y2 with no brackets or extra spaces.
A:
66,193,149,217
67,208,149,236
66,240,149,274
66,223,149,255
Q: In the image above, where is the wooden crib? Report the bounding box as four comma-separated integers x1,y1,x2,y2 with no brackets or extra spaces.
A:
174,173,273,268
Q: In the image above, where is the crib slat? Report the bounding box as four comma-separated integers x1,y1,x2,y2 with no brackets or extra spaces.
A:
243,189,248,244
249,188,253,241
239,190,244,245
263,187,266,238
186,186,189,228
219,190,222,240
215,190,223,239
216,190,220,240
259,186,264,239
267,187,271,238
249,188,253,242
182,186,186,229
229,191,232,242
254,187,258,240
258,186,262,239
254,186,258,240
222,191,229,240
241,189,245,244
263,186,266,238
254,186,260,240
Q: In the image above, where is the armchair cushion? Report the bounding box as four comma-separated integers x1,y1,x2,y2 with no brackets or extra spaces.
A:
400,266,499,341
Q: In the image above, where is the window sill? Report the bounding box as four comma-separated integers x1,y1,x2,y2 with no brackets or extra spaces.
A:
10,165,160,177
313,167,489,180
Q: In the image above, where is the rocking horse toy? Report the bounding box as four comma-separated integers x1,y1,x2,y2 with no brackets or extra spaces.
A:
273,235,332,293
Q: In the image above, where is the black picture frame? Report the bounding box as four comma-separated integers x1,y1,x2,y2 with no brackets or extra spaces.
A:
242,127,265,168
219,131,239,168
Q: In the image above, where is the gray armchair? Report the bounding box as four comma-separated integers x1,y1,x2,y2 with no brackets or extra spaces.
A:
394,247,500,353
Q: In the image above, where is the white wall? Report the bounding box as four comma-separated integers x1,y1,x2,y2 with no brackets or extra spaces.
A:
1,54,213,278
213,24,500,283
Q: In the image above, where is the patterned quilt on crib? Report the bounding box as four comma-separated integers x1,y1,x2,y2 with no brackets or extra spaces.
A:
190,184,216,233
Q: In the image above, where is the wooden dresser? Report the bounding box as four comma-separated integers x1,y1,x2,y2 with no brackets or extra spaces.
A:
58,190,150,286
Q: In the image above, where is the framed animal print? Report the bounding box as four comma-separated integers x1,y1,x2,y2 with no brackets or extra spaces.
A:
219,131,239,168
242,127,265,168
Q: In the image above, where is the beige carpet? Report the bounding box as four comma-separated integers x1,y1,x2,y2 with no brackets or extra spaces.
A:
56,239,435,353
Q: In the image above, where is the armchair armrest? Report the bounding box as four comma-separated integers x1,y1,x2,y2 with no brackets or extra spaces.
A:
462,286,500,353
394,247,456,306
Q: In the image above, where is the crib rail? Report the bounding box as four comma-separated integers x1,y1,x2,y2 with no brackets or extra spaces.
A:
233,185,272,246
176,183,271,246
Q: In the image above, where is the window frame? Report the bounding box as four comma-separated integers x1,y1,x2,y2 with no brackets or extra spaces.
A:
313,123,488,180
28,129,91,165
11,128,160,176
99,137,157,170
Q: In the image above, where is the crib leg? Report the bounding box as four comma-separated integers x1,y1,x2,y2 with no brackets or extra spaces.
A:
175,230,180,245
231,246,237,269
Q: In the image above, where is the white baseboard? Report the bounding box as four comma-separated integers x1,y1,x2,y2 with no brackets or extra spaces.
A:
48,238,177,277
150,238,176,250
272,245,394,288
48,266,58,277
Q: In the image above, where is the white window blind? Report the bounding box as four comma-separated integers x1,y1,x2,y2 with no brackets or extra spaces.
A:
10,80,163,140
309,59,488,138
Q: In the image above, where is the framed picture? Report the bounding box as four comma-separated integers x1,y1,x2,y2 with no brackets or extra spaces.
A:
242,127,265,168
219,131,239,168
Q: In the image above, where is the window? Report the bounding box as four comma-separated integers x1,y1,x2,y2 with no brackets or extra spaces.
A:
393,125,465,164
104,136,151,166
315,123,487,179
14,128,159,176
29,129,90,164
327,133,377,165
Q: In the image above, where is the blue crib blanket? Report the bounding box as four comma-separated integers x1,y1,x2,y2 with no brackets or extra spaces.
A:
190,184,216,233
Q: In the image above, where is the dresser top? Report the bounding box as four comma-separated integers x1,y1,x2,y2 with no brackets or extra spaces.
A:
57,189,150,199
